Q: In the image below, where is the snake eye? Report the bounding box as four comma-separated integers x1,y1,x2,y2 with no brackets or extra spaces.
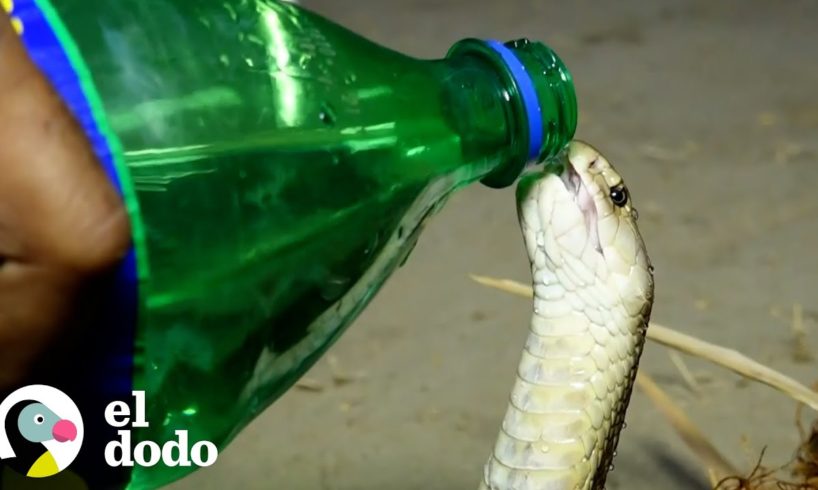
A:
33,414,45,425
610,186,628,207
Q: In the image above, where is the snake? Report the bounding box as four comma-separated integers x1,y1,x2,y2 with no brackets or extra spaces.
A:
479,141,655,490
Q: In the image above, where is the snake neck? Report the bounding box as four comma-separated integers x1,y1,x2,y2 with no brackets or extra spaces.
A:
587,304,651,490
481,272,652,490
528,282,651,490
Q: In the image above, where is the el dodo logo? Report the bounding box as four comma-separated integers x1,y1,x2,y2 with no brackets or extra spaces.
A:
0,385,83,478
1,386,217,479
104,391,218,468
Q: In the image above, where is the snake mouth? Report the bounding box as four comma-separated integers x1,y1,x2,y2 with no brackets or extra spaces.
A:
559,162,602,253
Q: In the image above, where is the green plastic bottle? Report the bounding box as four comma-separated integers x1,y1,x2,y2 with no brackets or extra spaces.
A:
2,0,576,488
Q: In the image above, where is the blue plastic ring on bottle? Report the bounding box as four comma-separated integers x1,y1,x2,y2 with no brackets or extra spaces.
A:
484,40,543,161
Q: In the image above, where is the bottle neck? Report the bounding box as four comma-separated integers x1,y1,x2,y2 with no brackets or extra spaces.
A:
443,39,577,188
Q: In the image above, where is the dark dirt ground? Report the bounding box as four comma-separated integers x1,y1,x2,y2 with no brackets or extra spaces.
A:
170,0,818,488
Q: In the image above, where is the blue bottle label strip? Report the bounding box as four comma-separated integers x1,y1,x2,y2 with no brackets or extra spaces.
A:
485,40,544,161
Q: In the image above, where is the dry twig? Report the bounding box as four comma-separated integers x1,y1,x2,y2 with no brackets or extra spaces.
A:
636,372,737,483
469,274,818,412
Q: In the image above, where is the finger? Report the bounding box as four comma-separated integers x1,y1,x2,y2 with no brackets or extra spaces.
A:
0,13,132,387
0,12,131,271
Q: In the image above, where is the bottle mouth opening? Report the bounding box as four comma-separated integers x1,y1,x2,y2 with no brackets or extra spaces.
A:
522,41,577,162
446,38,578,188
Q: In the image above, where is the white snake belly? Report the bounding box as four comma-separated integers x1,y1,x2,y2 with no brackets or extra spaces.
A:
480,141,654,490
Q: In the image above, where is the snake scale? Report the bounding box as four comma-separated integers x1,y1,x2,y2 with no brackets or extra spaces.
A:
479,141,655,490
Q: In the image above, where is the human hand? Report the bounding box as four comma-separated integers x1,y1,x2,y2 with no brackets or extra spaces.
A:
0,14,131,389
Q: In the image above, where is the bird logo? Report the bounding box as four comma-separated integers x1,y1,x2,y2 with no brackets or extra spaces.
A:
0,385,84,478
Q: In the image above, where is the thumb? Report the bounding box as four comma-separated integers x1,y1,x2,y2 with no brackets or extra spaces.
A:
0,14,132,387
